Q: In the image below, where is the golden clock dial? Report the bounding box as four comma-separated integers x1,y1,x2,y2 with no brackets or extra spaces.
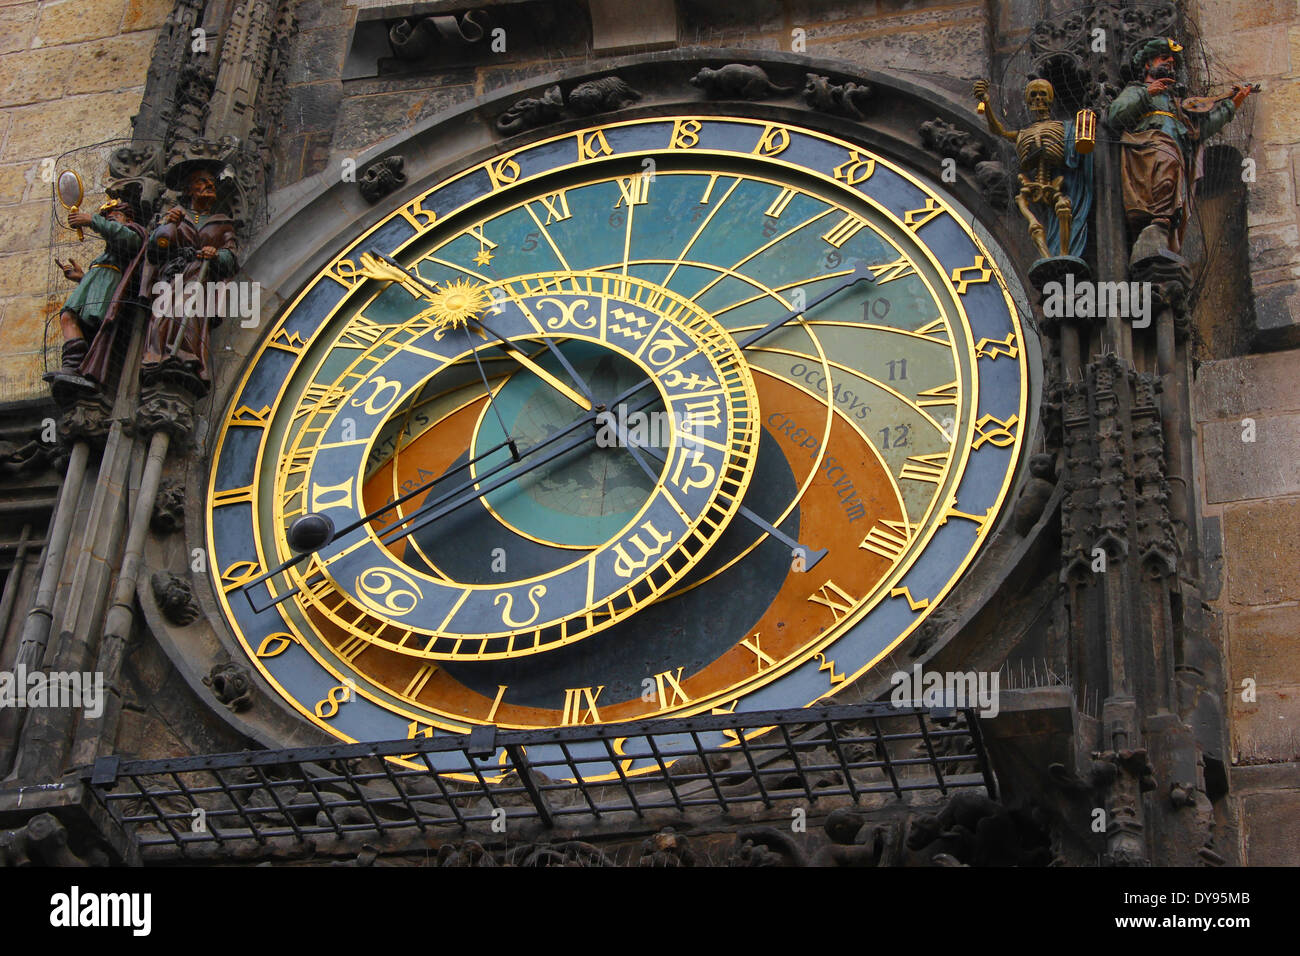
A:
206,116,1030,775
276,270,760,662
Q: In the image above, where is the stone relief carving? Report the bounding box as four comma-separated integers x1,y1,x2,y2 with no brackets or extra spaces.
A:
1013,453,1058,535
0,813,107,867
358,155,407,204
494,77,642,134
152,571,201,626
567,76,642,115
150,479,186,534
203,662,254,712
802,73,874,118
690,64,793,100
495,84,566,134
918,117,1012,209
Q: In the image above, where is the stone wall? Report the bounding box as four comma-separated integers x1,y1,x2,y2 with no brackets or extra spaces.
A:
1191,0,1300,349
1189,0,1300,866
1193,352,1300,864
0,0,173,403
274,0,991,192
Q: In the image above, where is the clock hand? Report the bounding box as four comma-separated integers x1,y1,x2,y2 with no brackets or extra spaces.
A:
241,393,606,612
474,325,592,411
596,265,876,414
736,263,874,349
461,324,520,463
597,410,828,571
247,269,869,609
240,434,522,612
369,251,593,411
579,269,872,570
350,250,439,298
376,424,600,549
380,268,873,572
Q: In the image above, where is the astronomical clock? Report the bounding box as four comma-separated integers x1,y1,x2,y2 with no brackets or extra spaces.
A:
205,114,1031,778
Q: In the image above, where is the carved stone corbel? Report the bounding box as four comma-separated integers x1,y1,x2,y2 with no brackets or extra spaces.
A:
152,571,201,626
358,156,406,204
203,661,254,712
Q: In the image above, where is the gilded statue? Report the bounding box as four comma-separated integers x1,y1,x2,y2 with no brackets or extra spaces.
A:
973,77,1093,262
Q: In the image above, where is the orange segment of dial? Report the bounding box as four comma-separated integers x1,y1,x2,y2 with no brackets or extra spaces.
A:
590,372,909,719
362,397,488,563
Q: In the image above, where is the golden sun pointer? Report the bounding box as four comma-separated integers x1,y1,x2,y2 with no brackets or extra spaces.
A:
428,279,490,331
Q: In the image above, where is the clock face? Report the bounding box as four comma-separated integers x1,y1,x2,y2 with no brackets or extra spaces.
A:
207,115,1030,776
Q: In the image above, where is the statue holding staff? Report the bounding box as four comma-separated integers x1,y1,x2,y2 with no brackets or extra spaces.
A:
139,160,239,392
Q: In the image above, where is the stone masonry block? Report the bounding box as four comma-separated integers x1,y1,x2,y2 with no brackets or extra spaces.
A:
1221,497,1300,605
1252,281,1300,349
0,161,31,204
0,3,38,56
1232,688,1300,761
1,90,142,161
0,249,51,297
63,31,156,97
34,0,126,48
122,0,172,33
1200,413,1300,502
1202,25,1293,78
0,199,53,255
1241,790,1300,865
1228,605,1300,687
0,349,47,403
1194,352,1300,421
0,44,73,107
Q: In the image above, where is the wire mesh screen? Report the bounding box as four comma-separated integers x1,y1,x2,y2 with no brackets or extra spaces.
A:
84,703,995,856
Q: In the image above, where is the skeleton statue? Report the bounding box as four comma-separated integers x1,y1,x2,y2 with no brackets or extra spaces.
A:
973,78,1092,261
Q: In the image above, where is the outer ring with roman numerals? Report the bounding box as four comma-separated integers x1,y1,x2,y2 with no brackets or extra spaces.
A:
205,114,1031,779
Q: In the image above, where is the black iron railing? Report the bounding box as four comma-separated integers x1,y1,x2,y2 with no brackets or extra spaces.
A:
82,703,994,854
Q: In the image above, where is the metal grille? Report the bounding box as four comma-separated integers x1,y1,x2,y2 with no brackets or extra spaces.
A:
83,703,994,855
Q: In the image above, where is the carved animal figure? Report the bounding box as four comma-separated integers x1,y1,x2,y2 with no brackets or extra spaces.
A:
505,841,613,867
0,438,47,477
975,160,1013,209
567,76,641,116
919,117,989,168
1012,453,1057,534
495,85,564,134
203,662,253,711
152,571,200,625
803,73,874,118
150,478,187,533
729,826,806,866
637,827,695,867
359,156,406,204
437,841,498,866
691,64,794,100
907,791,1053,866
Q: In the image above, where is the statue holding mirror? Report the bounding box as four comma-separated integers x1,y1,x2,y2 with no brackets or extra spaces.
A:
47,171,150,393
